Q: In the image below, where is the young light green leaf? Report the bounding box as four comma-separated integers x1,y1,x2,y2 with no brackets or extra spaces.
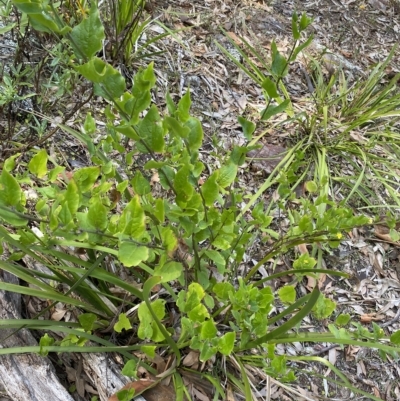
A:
137,106,165,153
69,3,105,59
163,116,190,138
121,360,138,378
218,332,235,355
0,169,22,207
65,179,80,215
300,12,313,30
390,330,400,345
153,198,164,224
217,162,237,188
140,346,156,359
204,250,226,273
177,90,191,122
185,117,203,151
213,282,234,300
174,165,193,205
201,172,219,207
119,196,145,239
278,285,296,304
335,313,351,326
138,299,166,342
78,313,97,332
28,149,48,178
188,303,210,323
73,166,100,192
87,197,108,231
154,261,183,283
312,294,336,320
83,112,96,135
131,171,150,195
305,180,318,193
114,313,132,333
118,242,149,267
159,226,178,254
293,253,317,271
199,319,217,340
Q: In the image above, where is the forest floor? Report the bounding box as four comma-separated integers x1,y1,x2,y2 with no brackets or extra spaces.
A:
1,0,400,400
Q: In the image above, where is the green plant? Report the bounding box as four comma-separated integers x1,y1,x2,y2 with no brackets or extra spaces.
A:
1,3,400,400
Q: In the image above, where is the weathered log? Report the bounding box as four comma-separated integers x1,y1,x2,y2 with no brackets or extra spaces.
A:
0,276,75,401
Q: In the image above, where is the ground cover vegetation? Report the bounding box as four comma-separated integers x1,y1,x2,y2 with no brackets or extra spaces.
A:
0,0,400,400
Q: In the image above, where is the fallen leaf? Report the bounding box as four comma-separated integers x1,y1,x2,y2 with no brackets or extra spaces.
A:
108,379,157,401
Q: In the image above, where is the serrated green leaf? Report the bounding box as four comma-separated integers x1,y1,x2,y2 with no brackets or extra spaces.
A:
3,154,20,172
159,226,177,253
140,345,156,359
118,242,149,267
291,13,300,40
212,236,231,250
390,228,400,242
70,4,105,59
138,299,166,342
137,105,165,153
28,149,48,178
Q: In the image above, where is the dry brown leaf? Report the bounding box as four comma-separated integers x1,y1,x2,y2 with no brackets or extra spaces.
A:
108,379,158,401
360,313,385,323
182,350,200,368
247,144,287,174
226,31,242,45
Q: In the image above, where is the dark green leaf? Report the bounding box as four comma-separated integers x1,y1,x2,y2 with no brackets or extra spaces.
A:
261,100,290,121
70,4,105,59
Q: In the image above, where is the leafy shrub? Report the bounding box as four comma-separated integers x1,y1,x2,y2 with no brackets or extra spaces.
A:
1,2,400,400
